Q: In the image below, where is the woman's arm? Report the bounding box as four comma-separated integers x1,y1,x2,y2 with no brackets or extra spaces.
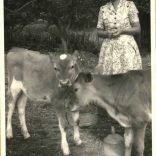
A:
121,22,141,35
97,28,117,38
97,28,109,38
122,1,141,36
106,22,141,38
96,7,118,39
97,22,141,39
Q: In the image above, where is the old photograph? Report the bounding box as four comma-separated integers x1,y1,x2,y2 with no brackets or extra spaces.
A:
2,0,153,156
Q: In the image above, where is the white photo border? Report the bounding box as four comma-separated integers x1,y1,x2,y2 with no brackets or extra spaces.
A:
0,0,155,156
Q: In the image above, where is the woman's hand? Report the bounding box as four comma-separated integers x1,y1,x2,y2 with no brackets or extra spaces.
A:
97,27,123,39
107,28,122,38
112,29,122,37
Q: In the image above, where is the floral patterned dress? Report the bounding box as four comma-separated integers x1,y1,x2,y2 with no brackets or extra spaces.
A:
97,0,142,75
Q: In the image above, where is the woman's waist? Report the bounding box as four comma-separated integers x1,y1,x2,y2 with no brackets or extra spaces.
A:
117,34,135,41
101,35,137,47
102,34,135,42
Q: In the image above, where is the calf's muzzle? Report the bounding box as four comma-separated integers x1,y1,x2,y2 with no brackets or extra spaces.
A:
59,79,71,87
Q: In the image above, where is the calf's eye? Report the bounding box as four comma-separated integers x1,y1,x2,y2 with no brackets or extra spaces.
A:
74,88,78,92
71,65,74,69
54,67,58,71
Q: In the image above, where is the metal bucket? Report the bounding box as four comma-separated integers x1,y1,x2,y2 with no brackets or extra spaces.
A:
103,127,125,156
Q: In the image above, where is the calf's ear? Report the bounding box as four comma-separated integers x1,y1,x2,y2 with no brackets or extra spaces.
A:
48,52,54,62
84,72,93,83
93,64,103,74
72,50,82,62
48,52,57,64
76,72,93,83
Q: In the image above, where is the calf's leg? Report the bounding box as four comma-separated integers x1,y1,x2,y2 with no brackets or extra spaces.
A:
124,127,134,156
7,96,16,139
71,111,82,145
133,124,147,156
7,80,22,139
17,93,30,139
57,113,70,155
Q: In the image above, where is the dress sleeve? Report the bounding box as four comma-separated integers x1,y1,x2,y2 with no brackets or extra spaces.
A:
97,8,104,29
128,1,140,24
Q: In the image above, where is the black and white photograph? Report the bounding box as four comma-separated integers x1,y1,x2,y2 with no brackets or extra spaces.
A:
0,0,155,156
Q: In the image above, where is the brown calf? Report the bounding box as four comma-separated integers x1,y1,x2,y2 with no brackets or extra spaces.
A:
6,47,82,155
73,70,151,156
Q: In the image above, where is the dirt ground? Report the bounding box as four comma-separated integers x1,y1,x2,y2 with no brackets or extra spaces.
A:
5,51,151,156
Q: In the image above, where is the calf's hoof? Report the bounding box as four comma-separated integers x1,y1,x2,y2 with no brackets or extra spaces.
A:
7,133,13,139
62,146,70,156
75,139,82,146
63,150,70,156
64,153,70,156
23,133,30,139
6,130,13,139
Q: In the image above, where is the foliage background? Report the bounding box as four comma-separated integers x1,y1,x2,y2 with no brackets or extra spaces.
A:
4,0,150,54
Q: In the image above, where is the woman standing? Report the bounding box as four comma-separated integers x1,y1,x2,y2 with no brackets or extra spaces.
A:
97,0,142,75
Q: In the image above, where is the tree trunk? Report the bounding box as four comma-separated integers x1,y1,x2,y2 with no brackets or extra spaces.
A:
57,20,69,53
60,36,68,53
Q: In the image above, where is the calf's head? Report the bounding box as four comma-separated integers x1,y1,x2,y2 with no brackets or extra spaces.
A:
73,72,97,106
49,50,80,87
